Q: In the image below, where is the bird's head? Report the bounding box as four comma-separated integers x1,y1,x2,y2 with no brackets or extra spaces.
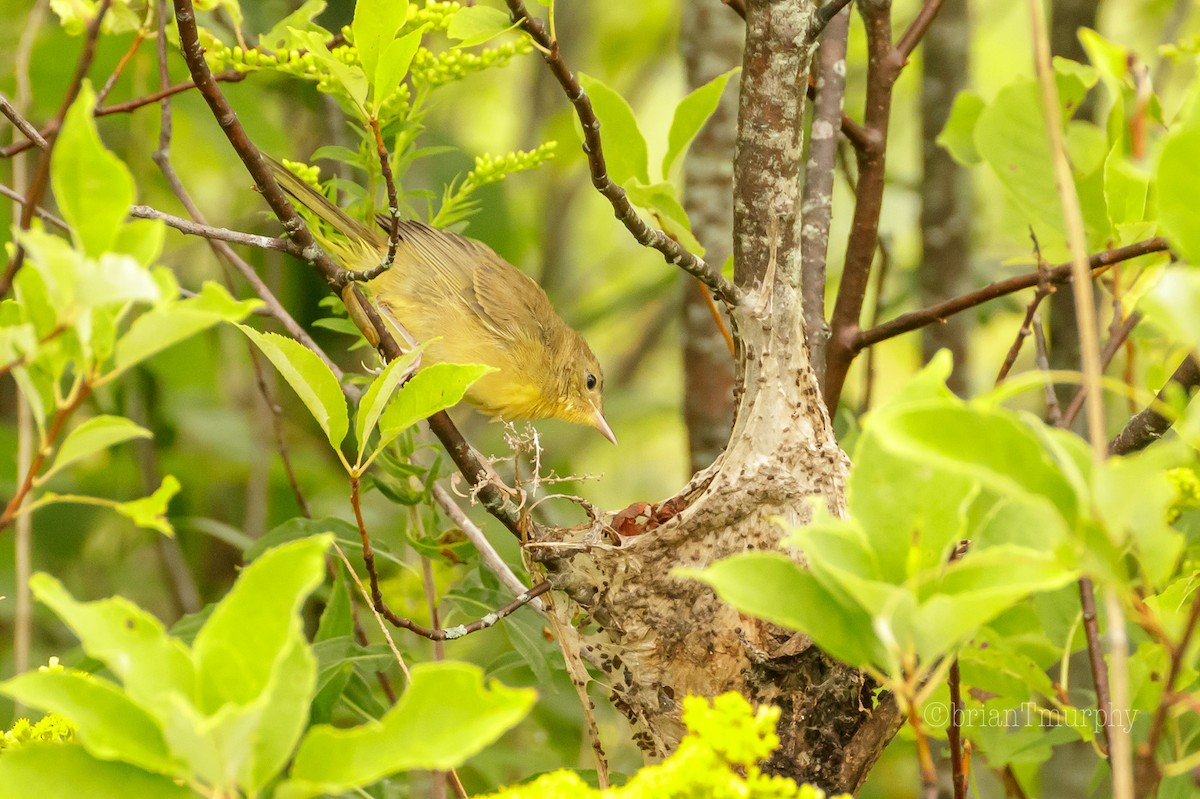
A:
549,330,617,445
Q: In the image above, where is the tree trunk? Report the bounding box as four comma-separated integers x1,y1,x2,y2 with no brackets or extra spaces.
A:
543,1,897,790
680,0,739,474
919,0,971,394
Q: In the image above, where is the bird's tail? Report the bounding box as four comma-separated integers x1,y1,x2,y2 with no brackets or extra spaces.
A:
265,156,383,255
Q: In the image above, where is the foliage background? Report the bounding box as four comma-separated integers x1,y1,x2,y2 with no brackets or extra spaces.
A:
0,0,1198,796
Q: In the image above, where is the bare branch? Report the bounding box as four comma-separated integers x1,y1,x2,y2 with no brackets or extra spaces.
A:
1108,355,1200,456
0,92,47,148
856,238,1169,349
129,204,295,252
503,0,741,306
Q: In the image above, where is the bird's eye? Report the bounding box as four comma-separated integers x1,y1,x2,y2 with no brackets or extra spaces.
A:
585,372,597,391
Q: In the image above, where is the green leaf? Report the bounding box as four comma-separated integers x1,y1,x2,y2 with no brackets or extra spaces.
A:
372,27,424,111
1156,128,1200,264
913,547,1077,662
577,73,649,185
355,344,426,457
292,29,368,109
245,516,405,567
44,415,152,482
113,475,181,537
870,403,1079,523
376,363,493,452
624,180,704,255
1142,268,1200,350
0,670,175,775
280,662,535,798
447,5,517,48
29,573,195,710
662,67,739,178
261,0,328,50
353,0,410,93
238,326,349,452
0,745,192,799
682,551,884,669
112,218,166,268
316,561,355,643
1104,143,1148,228
937,91,985,166
112,282,260,379
51,83,134,257
192,535,330,710
974,80,1064,250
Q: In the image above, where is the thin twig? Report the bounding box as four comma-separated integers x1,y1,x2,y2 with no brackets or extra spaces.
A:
896,0,948,59
1078,576,1113,757
825,0,898,413
95,30,147,105
431,482,545,613
948,659,967,799
995,252,1054,384
0,183,67,229
351,478,548,641
856,238,1169,350
1032,2,1130,789
1136,587,1200,796
1059,312,1142,430
130,204,296,252
1108,355,1200,456
0,92,47,148
503,0,740,306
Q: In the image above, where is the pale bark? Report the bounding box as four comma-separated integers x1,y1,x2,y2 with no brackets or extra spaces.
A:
541,1,889,789
680,0,739,473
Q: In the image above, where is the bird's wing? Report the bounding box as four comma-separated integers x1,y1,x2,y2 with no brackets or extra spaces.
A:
395,222,549,344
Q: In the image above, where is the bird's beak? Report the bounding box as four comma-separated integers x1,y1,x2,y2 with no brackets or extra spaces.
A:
592,404,618,445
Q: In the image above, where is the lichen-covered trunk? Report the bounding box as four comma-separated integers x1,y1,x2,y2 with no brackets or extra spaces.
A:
543,0,900,791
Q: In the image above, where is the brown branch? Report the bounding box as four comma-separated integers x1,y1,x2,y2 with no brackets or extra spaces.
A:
948,659,968,799
1059,311,1142,430
1135,586,1200,797
813,0,854,34
171,0,528,541
1078,576,1113,757
0,381,94,534
503,0,741,306
995,257,1053,384
896,0,948,59
824,0,898,413
856,238,1169,350
0,92,47,148
95,30,146,105
0,182,68,230
1108,355,1200,456
0,0,113,298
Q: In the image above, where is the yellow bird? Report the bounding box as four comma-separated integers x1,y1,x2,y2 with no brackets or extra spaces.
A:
270,159,617,445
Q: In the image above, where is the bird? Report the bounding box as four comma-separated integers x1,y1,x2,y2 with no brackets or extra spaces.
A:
269,157,617,445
